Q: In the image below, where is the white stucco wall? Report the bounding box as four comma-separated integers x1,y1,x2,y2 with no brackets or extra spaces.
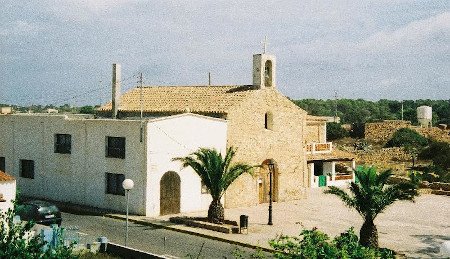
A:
0,113,227,217
145,113,227,217
0,180,16,212
0,114,147,215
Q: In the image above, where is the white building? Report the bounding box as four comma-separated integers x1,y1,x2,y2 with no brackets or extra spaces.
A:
0,113,227,216
0,170,16,212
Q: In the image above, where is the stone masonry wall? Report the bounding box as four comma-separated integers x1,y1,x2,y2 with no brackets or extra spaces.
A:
365,120,450,144
224,88,308,208
365,120,411,143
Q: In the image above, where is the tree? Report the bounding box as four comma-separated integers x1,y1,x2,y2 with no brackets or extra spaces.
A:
385,128,428,166
324,166,419,248
173,147,254,224
326,123,348,141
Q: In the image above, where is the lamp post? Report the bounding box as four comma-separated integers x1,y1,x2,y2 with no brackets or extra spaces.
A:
122,178,134,247
267,160,275,226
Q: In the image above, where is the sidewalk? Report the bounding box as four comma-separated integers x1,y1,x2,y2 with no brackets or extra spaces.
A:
106,189,450,258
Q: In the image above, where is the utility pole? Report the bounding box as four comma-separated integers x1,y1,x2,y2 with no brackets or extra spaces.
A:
401,100,404,121
334,91,338,123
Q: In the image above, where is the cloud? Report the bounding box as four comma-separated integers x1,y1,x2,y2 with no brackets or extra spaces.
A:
0,20,39,37
359,12,450,51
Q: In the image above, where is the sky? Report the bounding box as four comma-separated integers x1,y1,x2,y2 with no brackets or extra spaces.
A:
0,0,449,106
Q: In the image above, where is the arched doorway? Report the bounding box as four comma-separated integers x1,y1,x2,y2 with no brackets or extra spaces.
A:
160,171,181,215
258,159,279,203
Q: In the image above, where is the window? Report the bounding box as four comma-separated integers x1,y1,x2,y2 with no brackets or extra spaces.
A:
54,134,71,154
265,112,274,130
105,173,125,195
0,157,5,172
20,160,34,179
106,137,125,159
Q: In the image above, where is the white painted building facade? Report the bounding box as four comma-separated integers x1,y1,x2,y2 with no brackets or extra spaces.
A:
0,113,227,216
0,171,16,212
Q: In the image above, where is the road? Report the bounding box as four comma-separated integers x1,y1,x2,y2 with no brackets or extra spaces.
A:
61,212,269,258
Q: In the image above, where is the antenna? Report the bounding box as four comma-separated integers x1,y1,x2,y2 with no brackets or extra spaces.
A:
138,73,144,142
139,73,143,120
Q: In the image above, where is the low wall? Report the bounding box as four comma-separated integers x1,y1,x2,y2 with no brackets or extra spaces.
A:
365,120,450,144
105,242,166,259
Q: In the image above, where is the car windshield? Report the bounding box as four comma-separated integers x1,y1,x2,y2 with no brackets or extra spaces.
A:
38,205,59,214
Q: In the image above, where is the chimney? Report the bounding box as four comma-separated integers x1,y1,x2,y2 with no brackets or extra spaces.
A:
111,63,121,119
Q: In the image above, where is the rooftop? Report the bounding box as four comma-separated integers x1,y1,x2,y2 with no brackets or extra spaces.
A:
98,85,259,114
0,170,15,181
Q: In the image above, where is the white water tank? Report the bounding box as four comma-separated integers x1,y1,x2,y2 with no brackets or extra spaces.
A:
417,106,432,127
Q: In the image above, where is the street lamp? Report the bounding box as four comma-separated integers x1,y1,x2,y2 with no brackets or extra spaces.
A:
122,178,134,247
267,160,275,226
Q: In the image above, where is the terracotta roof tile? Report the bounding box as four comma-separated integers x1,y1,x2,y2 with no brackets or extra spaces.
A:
307,149,355,161
98,85,258,114
0,170,15,181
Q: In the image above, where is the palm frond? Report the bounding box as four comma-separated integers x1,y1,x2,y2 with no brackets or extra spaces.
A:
324,186,356,209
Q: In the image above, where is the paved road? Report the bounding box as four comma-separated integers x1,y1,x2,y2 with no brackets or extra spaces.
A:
61,212,269,258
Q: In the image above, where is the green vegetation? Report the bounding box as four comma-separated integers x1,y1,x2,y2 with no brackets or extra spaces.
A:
419,141,450,182
326,122,348,141
173,147,254,224
268,227,394,259
324,166,419,248
0,206,77,258
293,99,450,125
385,128,428,149
0,104,99,114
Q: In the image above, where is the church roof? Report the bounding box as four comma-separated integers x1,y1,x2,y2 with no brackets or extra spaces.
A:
98,85,259,114
0,170,15,181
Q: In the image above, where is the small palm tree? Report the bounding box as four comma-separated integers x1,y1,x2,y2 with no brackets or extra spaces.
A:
173,147,254,224
324,166,419,248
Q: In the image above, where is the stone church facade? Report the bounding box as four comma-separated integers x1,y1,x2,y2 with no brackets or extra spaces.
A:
99,52,310,208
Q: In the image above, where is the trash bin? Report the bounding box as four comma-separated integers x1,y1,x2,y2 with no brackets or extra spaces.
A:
240,215,249,234
97,236,108,253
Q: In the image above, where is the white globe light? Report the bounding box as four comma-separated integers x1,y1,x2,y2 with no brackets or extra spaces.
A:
442,241,450,256
122,179,134,190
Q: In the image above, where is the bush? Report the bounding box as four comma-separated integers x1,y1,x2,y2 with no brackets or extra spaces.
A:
268,227,395,259
385,128,428,149
326,123,349,141
349,123,365,138
0,205,78,258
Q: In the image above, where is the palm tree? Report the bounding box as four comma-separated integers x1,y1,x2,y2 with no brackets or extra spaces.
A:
173,147,254,224
324,166,419,248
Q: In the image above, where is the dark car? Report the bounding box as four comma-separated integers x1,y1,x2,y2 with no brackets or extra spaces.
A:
16,200,62,226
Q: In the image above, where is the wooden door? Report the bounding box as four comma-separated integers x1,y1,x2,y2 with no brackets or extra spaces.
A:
160,171,181,215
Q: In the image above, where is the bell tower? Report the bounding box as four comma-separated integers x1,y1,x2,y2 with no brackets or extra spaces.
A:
253,39,276,89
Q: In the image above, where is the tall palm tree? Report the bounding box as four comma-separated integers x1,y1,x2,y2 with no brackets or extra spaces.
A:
173,147,254,224
324,166,419,248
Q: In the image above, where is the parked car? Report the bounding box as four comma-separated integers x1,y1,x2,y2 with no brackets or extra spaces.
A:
16,200,62,226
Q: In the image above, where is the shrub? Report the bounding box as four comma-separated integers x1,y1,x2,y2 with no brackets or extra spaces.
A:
385,128,428,149
268,227,395,259
326,123,349,141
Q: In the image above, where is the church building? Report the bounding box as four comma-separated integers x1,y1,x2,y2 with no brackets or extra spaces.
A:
99,52,311,208
0,50,355,216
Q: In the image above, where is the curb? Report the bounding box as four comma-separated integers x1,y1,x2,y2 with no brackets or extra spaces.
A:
105,214,276,253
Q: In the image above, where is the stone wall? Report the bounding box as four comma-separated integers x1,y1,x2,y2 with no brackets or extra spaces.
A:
350,147,412,175
365,120,450,144
365,120,411,143
224,88,308,208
